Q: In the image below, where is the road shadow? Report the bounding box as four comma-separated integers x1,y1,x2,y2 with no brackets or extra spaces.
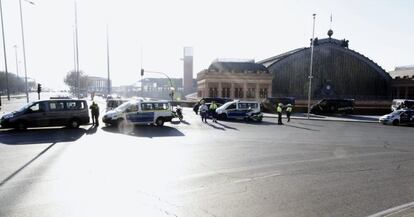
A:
205,122,225,130
296,122,325,127
180,120,191,125
86,125,98,135
0,142,57,188
0,128,86,145
215,122,239,131
101,125,185,138
284,124,320,132
217,118,278,126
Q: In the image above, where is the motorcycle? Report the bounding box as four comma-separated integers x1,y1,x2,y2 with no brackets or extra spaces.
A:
245,110,263,122
173,106,183,121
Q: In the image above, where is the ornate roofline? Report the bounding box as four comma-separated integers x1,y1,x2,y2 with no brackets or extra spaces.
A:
259,37,391,81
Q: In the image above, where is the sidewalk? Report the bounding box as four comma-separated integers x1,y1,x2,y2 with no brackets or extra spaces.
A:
264,112,380,123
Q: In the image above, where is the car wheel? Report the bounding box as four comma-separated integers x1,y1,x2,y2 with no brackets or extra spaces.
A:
155,118,164,126
392,119,399,126
69,119,80,128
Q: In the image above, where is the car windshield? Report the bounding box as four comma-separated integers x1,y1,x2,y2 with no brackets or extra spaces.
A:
115,101,131,112
16,102,35,113
220,101,234,109
390,110,405,115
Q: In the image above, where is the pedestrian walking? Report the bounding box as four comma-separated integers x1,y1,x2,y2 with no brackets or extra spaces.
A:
89,101,100,126
276,103,283,125
199,101,209,123
286,104,293,122
209,101,218,123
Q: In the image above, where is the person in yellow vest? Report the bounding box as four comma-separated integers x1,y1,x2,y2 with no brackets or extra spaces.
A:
286,104,293,122
209,101,218,123
276,103,283,125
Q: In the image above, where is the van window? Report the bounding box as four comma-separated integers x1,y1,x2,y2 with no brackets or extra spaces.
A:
227,103,236,110
49,102,65,111
126,104,138,112
141,103,153,111
238,103,249,109
66,101,85,110
247,103,258,109
153,103,169,110
28,102,46,112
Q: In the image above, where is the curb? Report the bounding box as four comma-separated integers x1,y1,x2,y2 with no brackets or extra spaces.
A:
263,114,378,124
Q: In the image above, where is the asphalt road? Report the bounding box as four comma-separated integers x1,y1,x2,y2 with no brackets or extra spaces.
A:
0,107,414,217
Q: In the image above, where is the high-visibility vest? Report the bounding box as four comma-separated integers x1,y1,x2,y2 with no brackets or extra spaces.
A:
277,106,282,113
286,107,292,112
210,103,217,110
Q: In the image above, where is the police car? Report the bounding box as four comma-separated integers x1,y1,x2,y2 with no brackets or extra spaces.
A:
102,100,173,126
379,109,414,126
215,100,263,122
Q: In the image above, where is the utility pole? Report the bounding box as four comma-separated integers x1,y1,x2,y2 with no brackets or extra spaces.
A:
106,24,110,96
0,0,10,100
13,45,19,79
19,0,31,103
307,13,316,119
74,1,80,98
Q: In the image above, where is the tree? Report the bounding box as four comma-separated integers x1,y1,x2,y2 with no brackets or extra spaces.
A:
0,71,25,94
64,70,90,94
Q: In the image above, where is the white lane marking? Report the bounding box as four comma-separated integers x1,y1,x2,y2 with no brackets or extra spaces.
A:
367,201,414,217
233,173,281,183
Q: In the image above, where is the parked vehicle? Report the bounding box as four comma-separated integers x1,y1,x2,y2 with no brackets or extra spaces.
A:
391,99,414,111
379,109,414,126
102,100,173,127
193,97,232,114
0,99,90,130
310,99,354,114
215,100,263,122
261,97,295,113
106,98,128,112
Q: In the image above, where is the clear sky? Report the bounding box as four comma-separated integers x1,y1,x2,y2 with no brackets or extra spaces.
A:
0,0,413,90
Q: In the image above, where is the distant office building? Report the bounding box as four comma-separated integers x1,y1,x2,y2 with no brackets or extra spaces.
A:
87,76,110,94
197,59,272,100
183,47,194,96
388,66,414,99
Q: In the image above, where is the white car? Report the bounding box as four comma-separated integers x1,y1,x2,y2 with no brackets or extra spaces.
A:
379,109,414,126
102,100,173,126
215,100,263,122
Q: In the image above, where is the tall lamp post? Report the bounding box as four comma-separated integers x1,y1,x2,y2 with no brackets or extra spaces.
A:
19,0,34,103
106,25,110,96
0,0,10,100
13,45,19,80
307,13,316,119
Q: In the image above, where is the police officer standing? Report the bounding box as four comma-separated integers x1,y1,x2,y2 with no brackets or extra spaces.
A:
286,104,293,122
276,103,283,125
209,101,218,123
89,101,100,126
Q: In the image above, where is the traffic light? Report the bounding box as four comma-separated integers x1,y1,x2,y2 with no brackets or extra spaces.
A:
140,69,144,76
37,83,42,93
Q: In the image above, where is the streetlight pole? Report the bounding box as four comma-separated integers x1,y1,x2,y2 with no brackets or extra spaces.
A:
0,0,10,100
13,45,19,80
74,0,80,98
106,24,110,96
18,0,31,103
307,13,316,119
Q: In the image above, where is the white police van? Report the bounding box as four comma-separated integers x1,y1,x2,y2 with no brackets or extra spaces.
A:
215,100,263,122
102,100,173,126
